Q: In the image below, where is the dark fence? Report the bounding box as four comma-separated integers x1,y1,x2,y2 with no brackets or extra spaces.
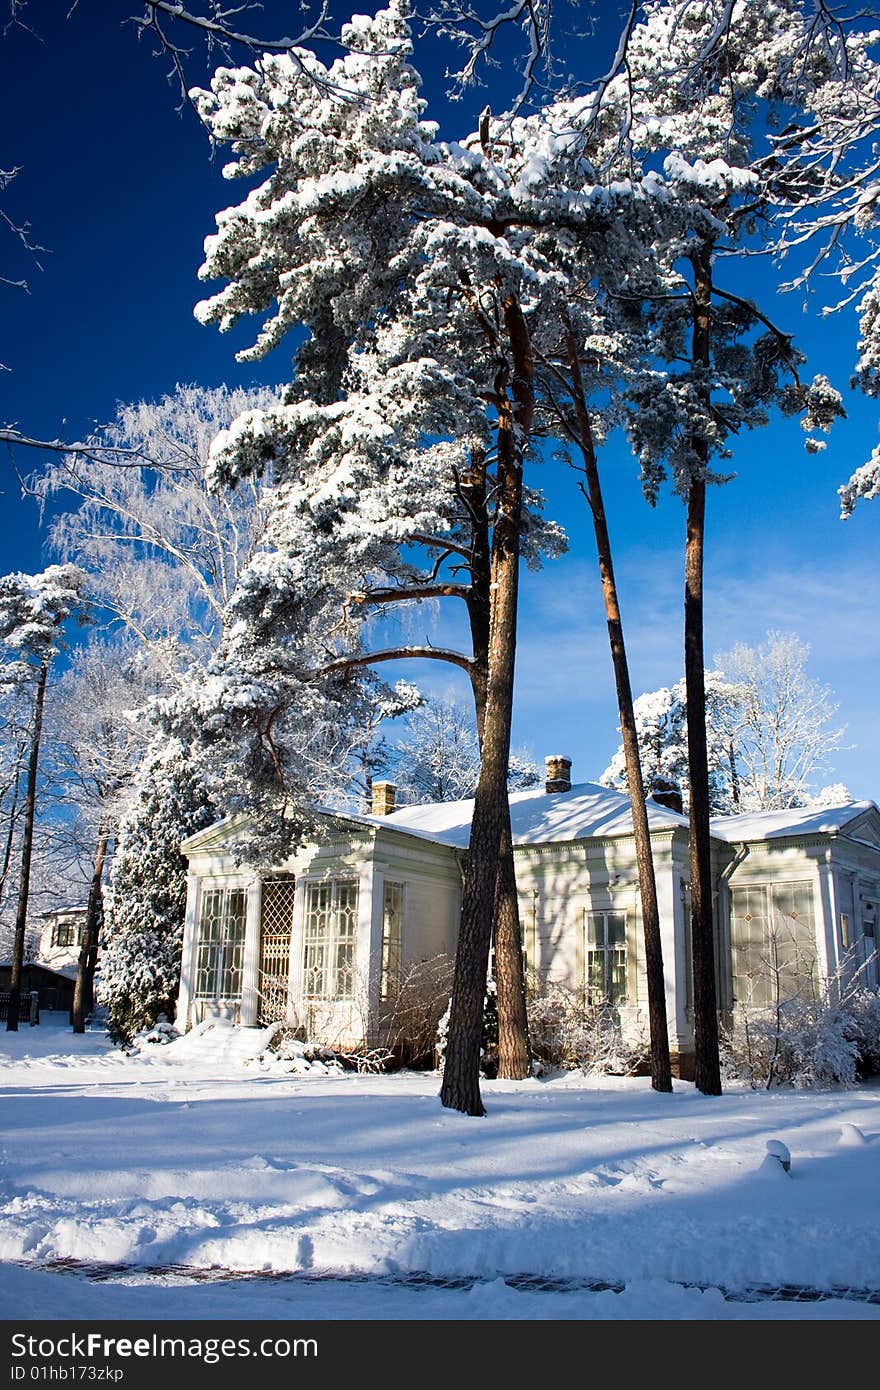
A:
0,991,40,1024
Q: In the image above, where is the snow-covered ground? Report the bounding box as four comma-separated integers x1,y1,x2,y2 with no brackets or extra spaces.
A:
1,1015,878,1321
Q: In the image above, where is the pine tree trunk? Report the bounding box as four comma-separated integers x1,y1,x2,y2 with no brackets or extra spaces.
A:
464,434,530,1083
441,292,532,1114
0,751,23,904
6,660,48,1032
71,829,108,1034
563,322,672,1092
493,806,530,1078
686,244,722,1096
440,543,520,1113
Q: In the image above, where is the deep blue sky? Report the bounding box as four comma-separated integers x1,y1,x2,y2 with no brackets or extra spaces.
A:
1,1,878,796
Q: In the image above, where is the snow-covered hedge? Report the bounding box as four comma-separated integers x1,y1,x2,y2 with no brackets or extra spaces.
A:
722,973,880,1088
99,735,215,1043
526,974,650,1076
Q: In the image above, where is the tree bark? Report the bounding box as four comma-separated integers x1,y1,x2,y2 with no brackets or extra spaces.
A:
441,292,533,1114
461,451,530,1081
0,743,25,904
686,243,722,1096
71,828,109,1033
563,322,672,1092
6,660,48,1032
493,806,530,1077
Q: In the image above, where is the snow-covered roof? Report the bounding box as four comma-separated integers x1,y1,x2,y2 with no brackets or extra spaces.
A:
364,781,689,849
182,789,879,860
710,801,877,844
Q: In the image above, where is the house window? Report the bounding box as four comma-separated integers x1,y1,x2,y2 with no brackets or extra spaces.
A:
303,880,358,999
585,911,627,1005
380,881,404,1000
520,895,537,976
53,918,83,948
731,881,818,1007
195,887,246,1001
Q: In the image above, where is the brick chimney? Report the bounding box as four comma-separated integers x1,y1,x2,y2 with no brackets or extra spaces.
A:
650,780,683,815
544,755,572,794
371,780,397,816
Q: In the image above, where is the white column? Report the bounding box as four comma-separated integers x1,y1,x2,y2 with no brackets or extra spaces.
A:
240,876,262,1027
662,863,688,1050
288,876,308,1024
176,871,200,1031
815,857,838,985
357,860,380,1046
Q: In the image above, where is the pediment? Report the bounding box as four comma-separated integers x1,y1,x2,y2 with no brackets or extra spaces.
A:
181,808,374,861
840,805,880,849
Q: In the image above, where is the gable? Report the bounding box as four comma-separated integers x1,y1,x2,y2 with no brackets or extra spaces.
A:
181,809,374,861
838,805,880,851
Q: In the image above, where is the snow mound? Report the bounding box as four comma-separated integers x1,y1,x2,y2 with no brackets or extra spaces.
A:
839,1124,869,1147
156,1019,277,1067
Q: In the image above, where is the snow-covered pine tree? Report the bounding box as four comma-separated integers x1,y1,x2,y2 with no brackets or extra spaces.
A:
190,1,575,1104
598,0,872,1095
100,733,215,1043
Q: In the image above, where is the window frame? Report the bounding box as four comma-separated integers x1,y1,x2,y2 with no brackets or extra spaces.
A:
584,909,628,1006
194,884,247,1003
53,919,77,948
302,878,359,1001
730,879,818,1006
380,880,404,1002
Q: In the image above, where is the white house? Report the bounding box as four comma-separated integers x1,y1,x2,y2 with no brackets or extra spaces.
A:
37,907,88,973
178,757,880,1077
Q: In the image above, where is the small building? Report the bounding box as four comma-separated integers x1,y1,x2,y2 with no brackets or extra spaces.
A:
0,960,77,1017
38,907,88,973
178,758,880,1075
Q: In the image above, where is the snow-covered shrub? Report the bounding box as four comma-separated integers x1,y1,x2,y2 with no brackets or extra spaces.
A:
99,734,215,1043
377,953,454,1067
847,988,880,1075
257,1028,346,1075
436,978,498,1078
128,1016,179,1050
255,1026,397,1075
526,974,649,1076
722,961,880,1088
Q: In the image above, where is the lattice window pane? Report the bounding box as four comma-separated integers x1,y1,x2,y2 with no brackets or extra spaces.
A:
731,885,770,1006
586,951,606,1001
219,889,246,998
259,876,296,1024
304,883,330,998
303,879,358,1000
770,881,818,1001
196,887,245,1001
